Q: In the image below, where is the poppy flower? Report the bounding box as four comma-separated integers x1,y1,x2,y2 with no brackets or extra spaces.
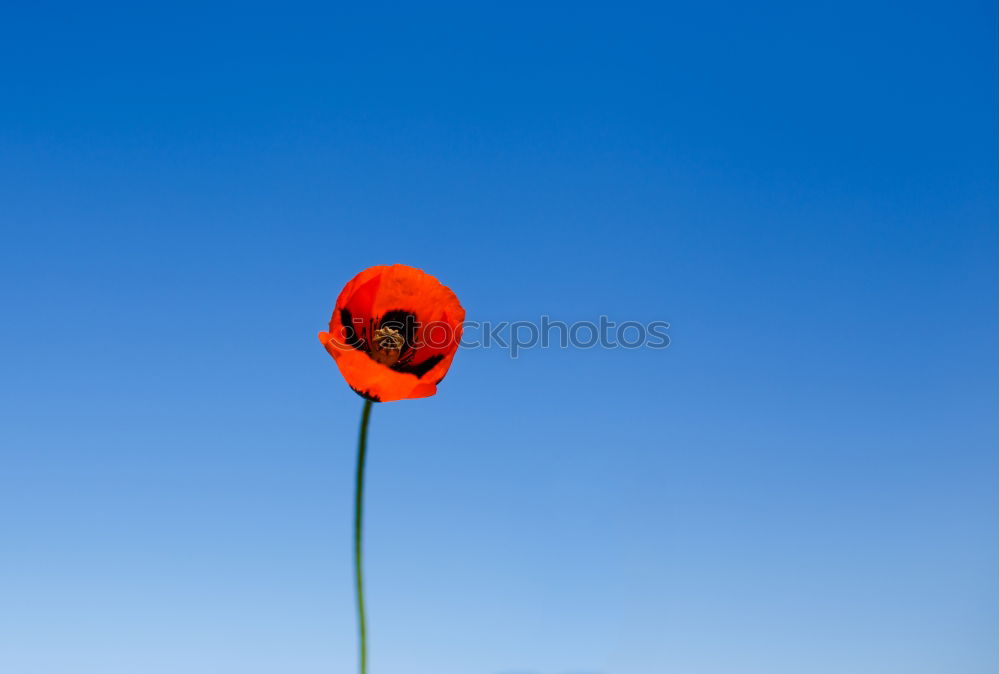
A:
318,264,465,402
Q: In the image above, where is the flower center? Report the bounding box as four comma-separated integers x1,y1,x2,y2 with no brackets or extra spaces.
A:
371,325,405,365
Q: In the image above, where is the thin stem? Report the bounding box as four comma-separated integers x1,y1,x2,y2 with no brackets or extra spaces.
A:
354,399,373,674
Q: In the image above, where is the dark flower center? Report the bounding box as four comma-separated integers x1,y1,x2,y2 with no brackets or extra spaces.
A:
339,307,445,378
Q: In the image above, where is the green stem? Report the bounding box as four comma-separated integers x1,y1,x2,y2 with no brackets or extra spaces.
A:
354,399,373,674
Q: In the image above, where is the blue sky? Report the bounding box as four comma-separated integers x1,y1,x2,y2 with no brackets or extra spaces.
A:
1,2,995,673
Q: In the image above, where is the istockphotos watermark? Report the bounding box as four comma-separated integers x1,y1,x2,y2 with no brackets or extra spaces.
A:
350,315,670,358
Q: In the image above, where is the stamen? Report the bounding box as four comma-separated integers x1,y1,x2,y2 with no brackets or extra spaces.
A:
371,326,405,365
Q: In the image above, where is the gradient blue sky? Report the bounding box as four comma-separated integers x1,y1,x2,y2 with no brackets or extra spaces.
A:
1,2,996,673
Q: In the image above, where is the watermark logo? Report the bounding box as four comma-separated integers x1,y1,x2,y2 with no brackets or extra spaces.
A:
348,315,670,359
463,316,670,357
